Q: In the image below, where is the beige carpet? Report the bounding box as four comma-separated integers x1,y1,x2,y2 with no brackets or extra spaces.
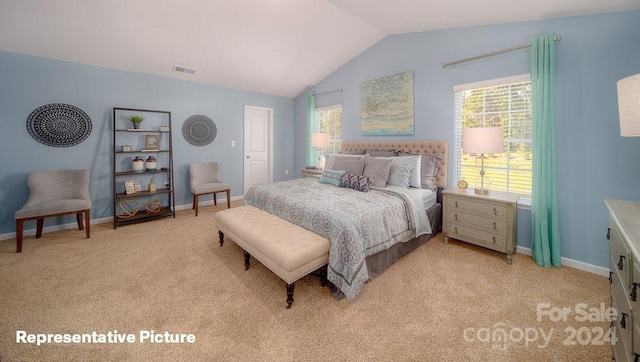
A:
0,201,611,361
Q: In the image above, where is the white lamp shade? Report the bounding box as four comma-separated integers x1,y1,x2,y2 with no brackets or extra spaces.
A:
311,132,330,148
462,127,504,154
618,73,640,137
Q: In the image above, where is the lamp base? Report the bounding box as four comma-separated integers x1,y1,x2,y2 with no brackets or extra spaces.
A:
475,188,490,196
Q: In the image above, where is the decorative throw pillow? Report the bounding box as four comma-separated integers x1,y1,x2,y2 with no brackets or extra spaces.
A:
339,173,372,192
363,157,392,188
343,159,365,176
387,163,414,189
330,154,366,171
420,155,442,191
366,149,397,157
395,154,422,188
318,169,347,186
379,155,421,188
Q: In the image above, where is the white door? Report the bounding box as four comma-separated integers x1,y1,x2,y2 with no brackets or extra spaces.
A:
244,106,272,194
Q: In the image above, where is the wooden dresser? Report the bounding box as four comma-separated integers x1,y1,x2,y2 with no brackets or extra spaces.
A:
443,188,518,264
606,199,640,361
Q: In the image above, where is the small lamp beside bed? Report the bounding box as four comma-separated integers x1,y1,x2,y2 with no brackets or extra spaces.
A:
311,132,330,170
462,126,504,195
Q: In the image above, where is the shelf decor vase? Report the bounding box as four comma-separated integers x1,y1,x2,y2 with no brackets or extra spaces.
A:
145,155,157,171
132,156,144,173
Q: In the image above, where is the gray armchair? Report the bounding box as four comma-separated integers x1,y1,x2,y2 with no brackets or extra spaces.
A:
189,162,230,216
14,169,91,252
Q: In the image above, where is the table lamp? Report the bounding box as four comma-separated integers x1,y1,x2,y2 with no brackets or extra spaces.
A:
462,126,504,195
311,132,330,170
618,73,640,137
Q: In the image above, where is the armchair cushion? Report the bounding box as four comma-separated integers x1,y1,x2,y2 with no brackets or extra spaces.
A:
15,169,91,219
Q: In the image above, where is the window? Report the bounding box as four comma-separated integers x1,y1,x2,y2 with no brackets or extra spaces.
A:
453,74,532,195
312,105,342,163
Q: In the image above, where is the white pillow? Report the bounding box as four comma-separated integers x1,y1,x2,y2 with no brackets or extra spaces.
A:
380,155,421,188
325,154,366,171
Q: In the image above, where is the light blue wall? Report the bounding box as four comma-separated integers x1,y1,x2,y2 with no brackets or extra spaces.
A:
0,51,295,234
295,11,640,268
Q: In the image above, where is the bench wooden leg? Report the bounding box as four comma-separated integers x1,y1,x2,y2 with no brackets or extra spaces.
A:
286,283,295,309
226,190,231,209
213,193,218,206
218,230,225,246
243,251,251,270
320,265,328,287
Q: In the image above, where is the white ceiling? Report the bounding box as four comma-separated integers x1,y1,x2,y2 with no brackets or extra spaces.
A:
1,0,639,98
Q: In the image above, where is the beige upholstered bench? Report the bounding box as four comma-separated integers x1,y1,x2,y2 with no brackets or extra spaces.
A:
214,206,330,308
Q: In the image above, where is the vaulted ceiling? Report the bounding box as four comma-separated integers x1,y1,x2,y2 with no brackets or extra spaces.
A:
1,0,638,97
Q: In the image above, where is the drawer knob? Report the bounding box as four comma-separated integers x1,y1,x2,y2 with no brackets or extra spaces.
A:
492,236,496,244
455,201,458,208
621,312,628,329
609,272,613,284
493,207,497,215
493,222,497,230
618,255,626,271
631,282,640,302
454,226,458,234
607,227,611,240
454,214,458,221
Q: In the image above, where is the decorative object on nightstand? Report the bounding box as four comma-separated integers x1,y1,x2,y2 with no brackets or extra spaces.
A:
462,126,503,195
457,178,468,190
617,73,640,136
311,132,330,170
443,188,518,264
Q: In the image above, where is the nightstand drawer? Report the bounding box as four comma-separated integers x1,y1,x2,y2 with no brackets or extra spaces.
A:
445,197,507,220
446,223,506,248
445,210,507,235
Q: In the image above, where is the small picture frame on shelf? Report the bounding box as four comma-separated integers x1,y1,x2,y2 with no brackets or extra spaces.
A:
160,125,170,132
124,179,140,194
143,135,160,151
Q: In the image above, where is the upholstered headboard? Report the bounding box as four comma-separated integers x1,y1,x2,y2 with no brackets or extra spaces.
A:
340,141,448,188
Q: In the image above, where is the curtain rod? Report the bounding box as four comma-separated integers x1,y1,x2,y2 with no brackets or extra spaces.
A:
442,34,561,69
313,88,343,96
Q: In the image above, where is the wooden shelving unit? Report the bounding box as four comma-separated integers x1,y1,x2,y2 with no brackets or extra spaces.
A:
112,107,175,228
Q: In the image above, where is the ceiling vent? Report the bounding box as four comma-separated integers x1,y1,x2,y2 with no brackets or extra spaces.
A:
173,65,196,75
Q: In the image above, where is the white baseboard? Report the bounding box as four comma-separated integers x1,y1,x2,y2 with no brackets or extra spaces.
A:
0,195,243,241
516,245,609,277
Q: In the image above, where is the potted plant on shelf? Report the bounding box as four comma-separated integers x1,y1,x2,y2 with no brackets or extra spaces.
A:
128,115,144,129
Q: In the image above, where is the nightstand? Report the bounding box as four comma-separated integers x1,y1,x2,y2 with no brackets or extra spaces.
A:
301,169,323,178
443,188,518,264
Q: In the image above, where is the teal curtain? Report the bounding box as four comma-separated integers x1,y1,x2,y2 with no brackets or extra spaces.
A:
306,94,316,166
530,34,561,268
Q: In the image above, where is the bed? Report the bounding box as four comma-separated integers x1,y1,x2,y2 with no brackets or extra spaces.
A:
243,141,448,301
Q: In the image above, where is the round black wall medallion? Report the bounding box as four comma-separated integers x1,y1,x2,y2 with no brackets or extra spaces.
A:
26,103,92,147
182,114,217,147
